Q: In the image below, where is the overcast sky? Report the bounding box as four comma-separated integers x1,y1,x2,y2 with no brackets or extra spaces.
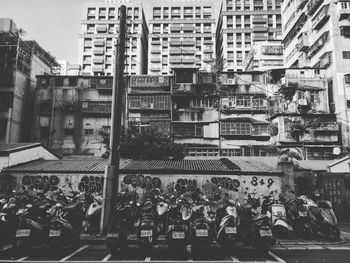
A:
0,0,218,64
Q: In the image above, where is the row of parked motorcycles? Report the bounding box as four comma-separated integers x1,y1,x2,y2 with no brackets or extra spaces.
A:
0,189,102,251
107,188,340,255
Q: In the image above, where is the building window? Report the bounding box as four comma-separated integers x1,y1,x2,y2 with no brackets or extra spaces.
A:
221,122,251,135
343,51,350,59
347,100,350,109
310,91,320,103
84,129,93,135
64,128,74,136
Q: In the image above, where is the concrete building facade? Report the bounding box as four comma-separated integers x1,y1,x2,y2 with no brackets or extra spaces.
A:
243,40,284,71
269,68,341,159
216,0,283,72
281,0,350,149
78,0,149,76
148,0,216,75
0,19,59,144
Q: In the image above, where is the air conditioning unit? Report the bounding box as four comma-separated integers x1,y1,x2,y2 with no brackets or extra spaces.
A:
227,78,235,85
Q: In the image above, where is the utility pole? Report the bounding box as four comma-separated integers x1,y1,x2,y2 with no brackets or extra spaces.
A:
100,5,127,234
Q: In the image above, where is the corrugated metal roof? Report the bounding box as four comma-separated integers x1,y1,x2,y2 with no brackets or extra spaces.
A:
122,159,239,173
185,156,279,173
3,157,281,174
3,157,132,173
0,143,42,154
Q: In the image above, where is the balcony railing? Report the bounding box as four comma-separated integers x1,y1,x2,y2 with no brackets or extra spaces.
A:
297,32,309,51
307,0,324,16
312,4,330,30
81,101,111,114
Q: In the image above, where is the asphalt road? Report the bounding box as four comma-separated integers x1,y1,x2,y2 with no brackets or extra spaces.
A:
1,242,350,263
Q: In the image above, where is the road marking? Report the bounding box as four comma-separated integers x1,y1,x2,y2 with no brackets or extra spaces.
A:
59,245,89,262
17,257,29,262
145,257,151,262
268,251,286,263
187,245,193,262
230,256,239,262
102,253,112,262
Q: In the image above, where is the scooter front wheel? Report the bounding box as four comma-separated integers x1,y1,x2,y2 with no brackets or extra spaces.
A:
325,225,340,241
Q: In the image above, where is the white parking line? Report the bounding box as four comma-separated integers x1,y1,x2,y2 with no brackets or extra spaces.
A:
101,253,112,262
59,245,89,262
326,246,350,250
0,244,13,252
268,251,286,263
230,256,239,262
16,257,29,262
144,257,151,261
186,245,193,262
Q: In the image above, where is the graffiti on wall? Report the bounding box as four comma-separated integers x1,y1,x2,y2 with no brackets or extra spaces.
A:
119,174,281,204
78,176,104,193
21,175,60,191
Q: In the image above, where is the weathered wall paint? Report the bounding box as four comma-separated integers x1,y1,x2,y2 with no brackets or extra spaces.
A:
9,172,282,205
119,174,282,204
10,173,103,195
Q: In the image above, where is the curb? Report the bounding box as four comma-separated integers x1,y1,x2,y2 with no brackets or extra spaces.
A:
276,237,348,246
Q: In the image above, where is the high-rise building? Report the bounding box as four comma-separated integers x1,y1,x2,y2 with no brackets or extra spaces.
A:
0,18,59,144
217,0,282,72
55,60,82,76
281,0,350,149
78,0,149,76
243,40,284,71
148,0,216,75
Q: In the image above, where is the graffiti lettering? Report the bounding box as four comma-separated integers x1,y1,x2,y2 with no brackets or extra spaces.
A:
21,175,60,192
210,177,240,192
123,174,161,191
78,176,104,193
268,179,274,188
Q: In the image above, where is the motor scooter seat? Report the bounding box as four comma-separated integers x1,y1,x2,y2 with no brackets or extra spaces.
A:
63,202,82,212
140,219,155,227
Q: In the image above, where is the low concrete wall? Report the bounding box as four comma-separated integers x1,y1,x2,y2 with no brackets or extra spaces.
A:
119,173,282,204
9,172,282,205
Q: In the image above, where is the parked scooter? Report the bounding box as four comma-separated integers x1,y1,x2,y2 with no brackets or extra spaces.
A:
15,195,52,251
166,194,192,254
300,194,340,241
261,194,289,238
48,192,86,249
138,193,157,254
0,197,19,247
216,197,240,249
190,192,217,255
238,195,276,251
106,191,140,255
285,196,312,239
83,193,102,234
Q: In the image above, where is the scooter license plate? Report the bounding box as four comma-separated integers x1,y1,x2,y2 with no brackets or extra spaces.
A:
196,229,208,237
225,227,237,234
16,229,30,237
259,229,272,237
107,233,119,238
141,230,153,237
49,229,61,237
298,211,307,217
172,231,185,239
127,233,138,241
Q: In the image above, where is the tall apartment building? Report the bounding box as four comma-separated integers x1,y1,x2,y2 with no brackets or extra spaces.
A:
148,0,216,75
217,0,282,71
243,40,284,71
269,68,341,159
78,0,149,76
281,0,350,149
32,75,114,156
0,18,59,144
